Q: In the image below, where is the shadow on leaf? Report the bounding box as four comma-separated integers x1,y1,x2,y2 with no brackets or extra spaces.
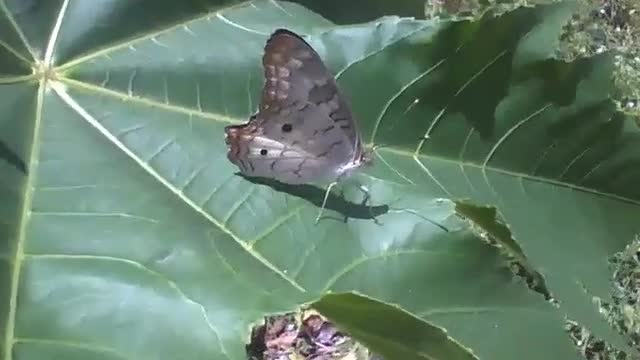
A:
0,140,27,174
237,173,389,222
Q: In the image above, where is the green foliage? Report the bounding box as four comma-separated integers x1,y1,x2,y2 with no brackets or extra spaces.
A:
424,0,640,118
0,1,638,360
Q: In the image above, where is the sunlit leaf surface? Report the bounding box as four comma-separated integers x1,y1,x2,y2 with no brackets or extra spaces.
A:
1,0,638,359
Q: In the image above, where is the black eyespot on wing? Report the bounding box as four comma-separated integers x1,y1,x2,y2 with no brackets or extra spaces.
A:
260,149,268,156
281,123,292,132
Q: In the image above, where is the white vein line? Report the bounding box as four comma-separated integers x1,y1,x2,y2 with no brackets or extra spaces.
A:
375,151,415,185
215,13,270,36
100,70,110,87
417,49,508,155
335,24,427,79
43,0,69,64
370,58,447,143
38,184,100,191
460,163,477,195
61,75,239,125
270,0,292,16
222,187,255,225
150,36,169,49
50,81,306,293
0,39,32,64
321,249,456,293
183,24,197,36
200,179,228,208
117,124,146,138
195,81,203,112
127,69,137,97
418,107,446,152
458,129,477,193
0,0,36,61
181,165,207,191
482,104,551,167
388,98,421,132
290,227,327,280
379,146,640,206
387,208,449,232
578,161,604,185
558,145,592,180
413,157,452,197
457,50,507,99
418,305,549,317
25,254,231,360
530,140,556,176
148,138,175,163
459,128,474,160
0,74,38,85
208,232,273,298
481,165,501,201
15,338,129,360
3,76,45,360
31,211,159,224
248,206,304,248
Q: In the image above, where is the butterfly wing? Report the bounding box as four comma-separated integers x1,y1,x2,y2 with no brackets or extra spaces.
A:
259,29,361,150
225,29,364,184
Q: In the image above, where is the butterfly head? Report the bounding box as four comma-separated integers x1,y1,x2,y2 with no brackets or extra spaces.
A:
360,151,374,167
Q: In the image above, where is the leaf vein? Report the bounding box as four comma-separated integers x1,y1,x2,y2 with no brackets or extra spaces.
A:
61,78,239,124
51,82,306,293
23,254,231,359
482,104,551,168
370,58,447,143
15,337,130,360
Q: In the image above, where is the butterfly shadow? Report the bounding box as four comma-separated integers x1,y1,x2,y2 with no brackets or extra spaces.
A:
237,174,389,223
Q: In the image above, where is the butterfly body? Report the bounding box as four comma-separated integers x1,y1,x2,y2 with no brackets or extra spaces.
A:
225,29,370,185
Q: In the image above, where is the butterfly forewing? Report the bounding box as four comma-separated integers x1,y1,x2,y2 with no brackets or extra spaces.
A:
224,29,365,185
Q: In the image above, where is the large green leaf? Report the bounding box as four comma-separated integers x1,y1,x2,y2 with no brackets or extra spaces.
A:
1,0,636,359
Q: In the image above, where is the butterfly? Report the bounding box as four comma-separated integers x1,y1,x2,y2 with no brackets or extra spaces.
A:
224,29,373,222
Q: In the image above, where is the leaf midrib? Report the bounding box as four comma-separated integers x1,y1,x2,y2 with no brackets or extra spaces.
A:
2,80,44,360
376,146,640,206
50,80,308,295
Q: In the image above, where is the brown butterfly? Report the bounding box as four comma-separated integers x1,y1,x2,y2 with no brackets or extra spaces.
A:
224,29,373,222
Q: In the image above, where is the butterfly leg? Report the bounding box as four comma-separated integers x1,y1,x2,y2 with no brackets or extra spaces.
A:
315,181,338,224
355,184,382,226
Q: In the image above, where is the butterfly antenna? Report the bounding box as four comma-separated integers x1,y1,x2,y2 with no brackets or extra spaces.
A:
315,181,338,224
